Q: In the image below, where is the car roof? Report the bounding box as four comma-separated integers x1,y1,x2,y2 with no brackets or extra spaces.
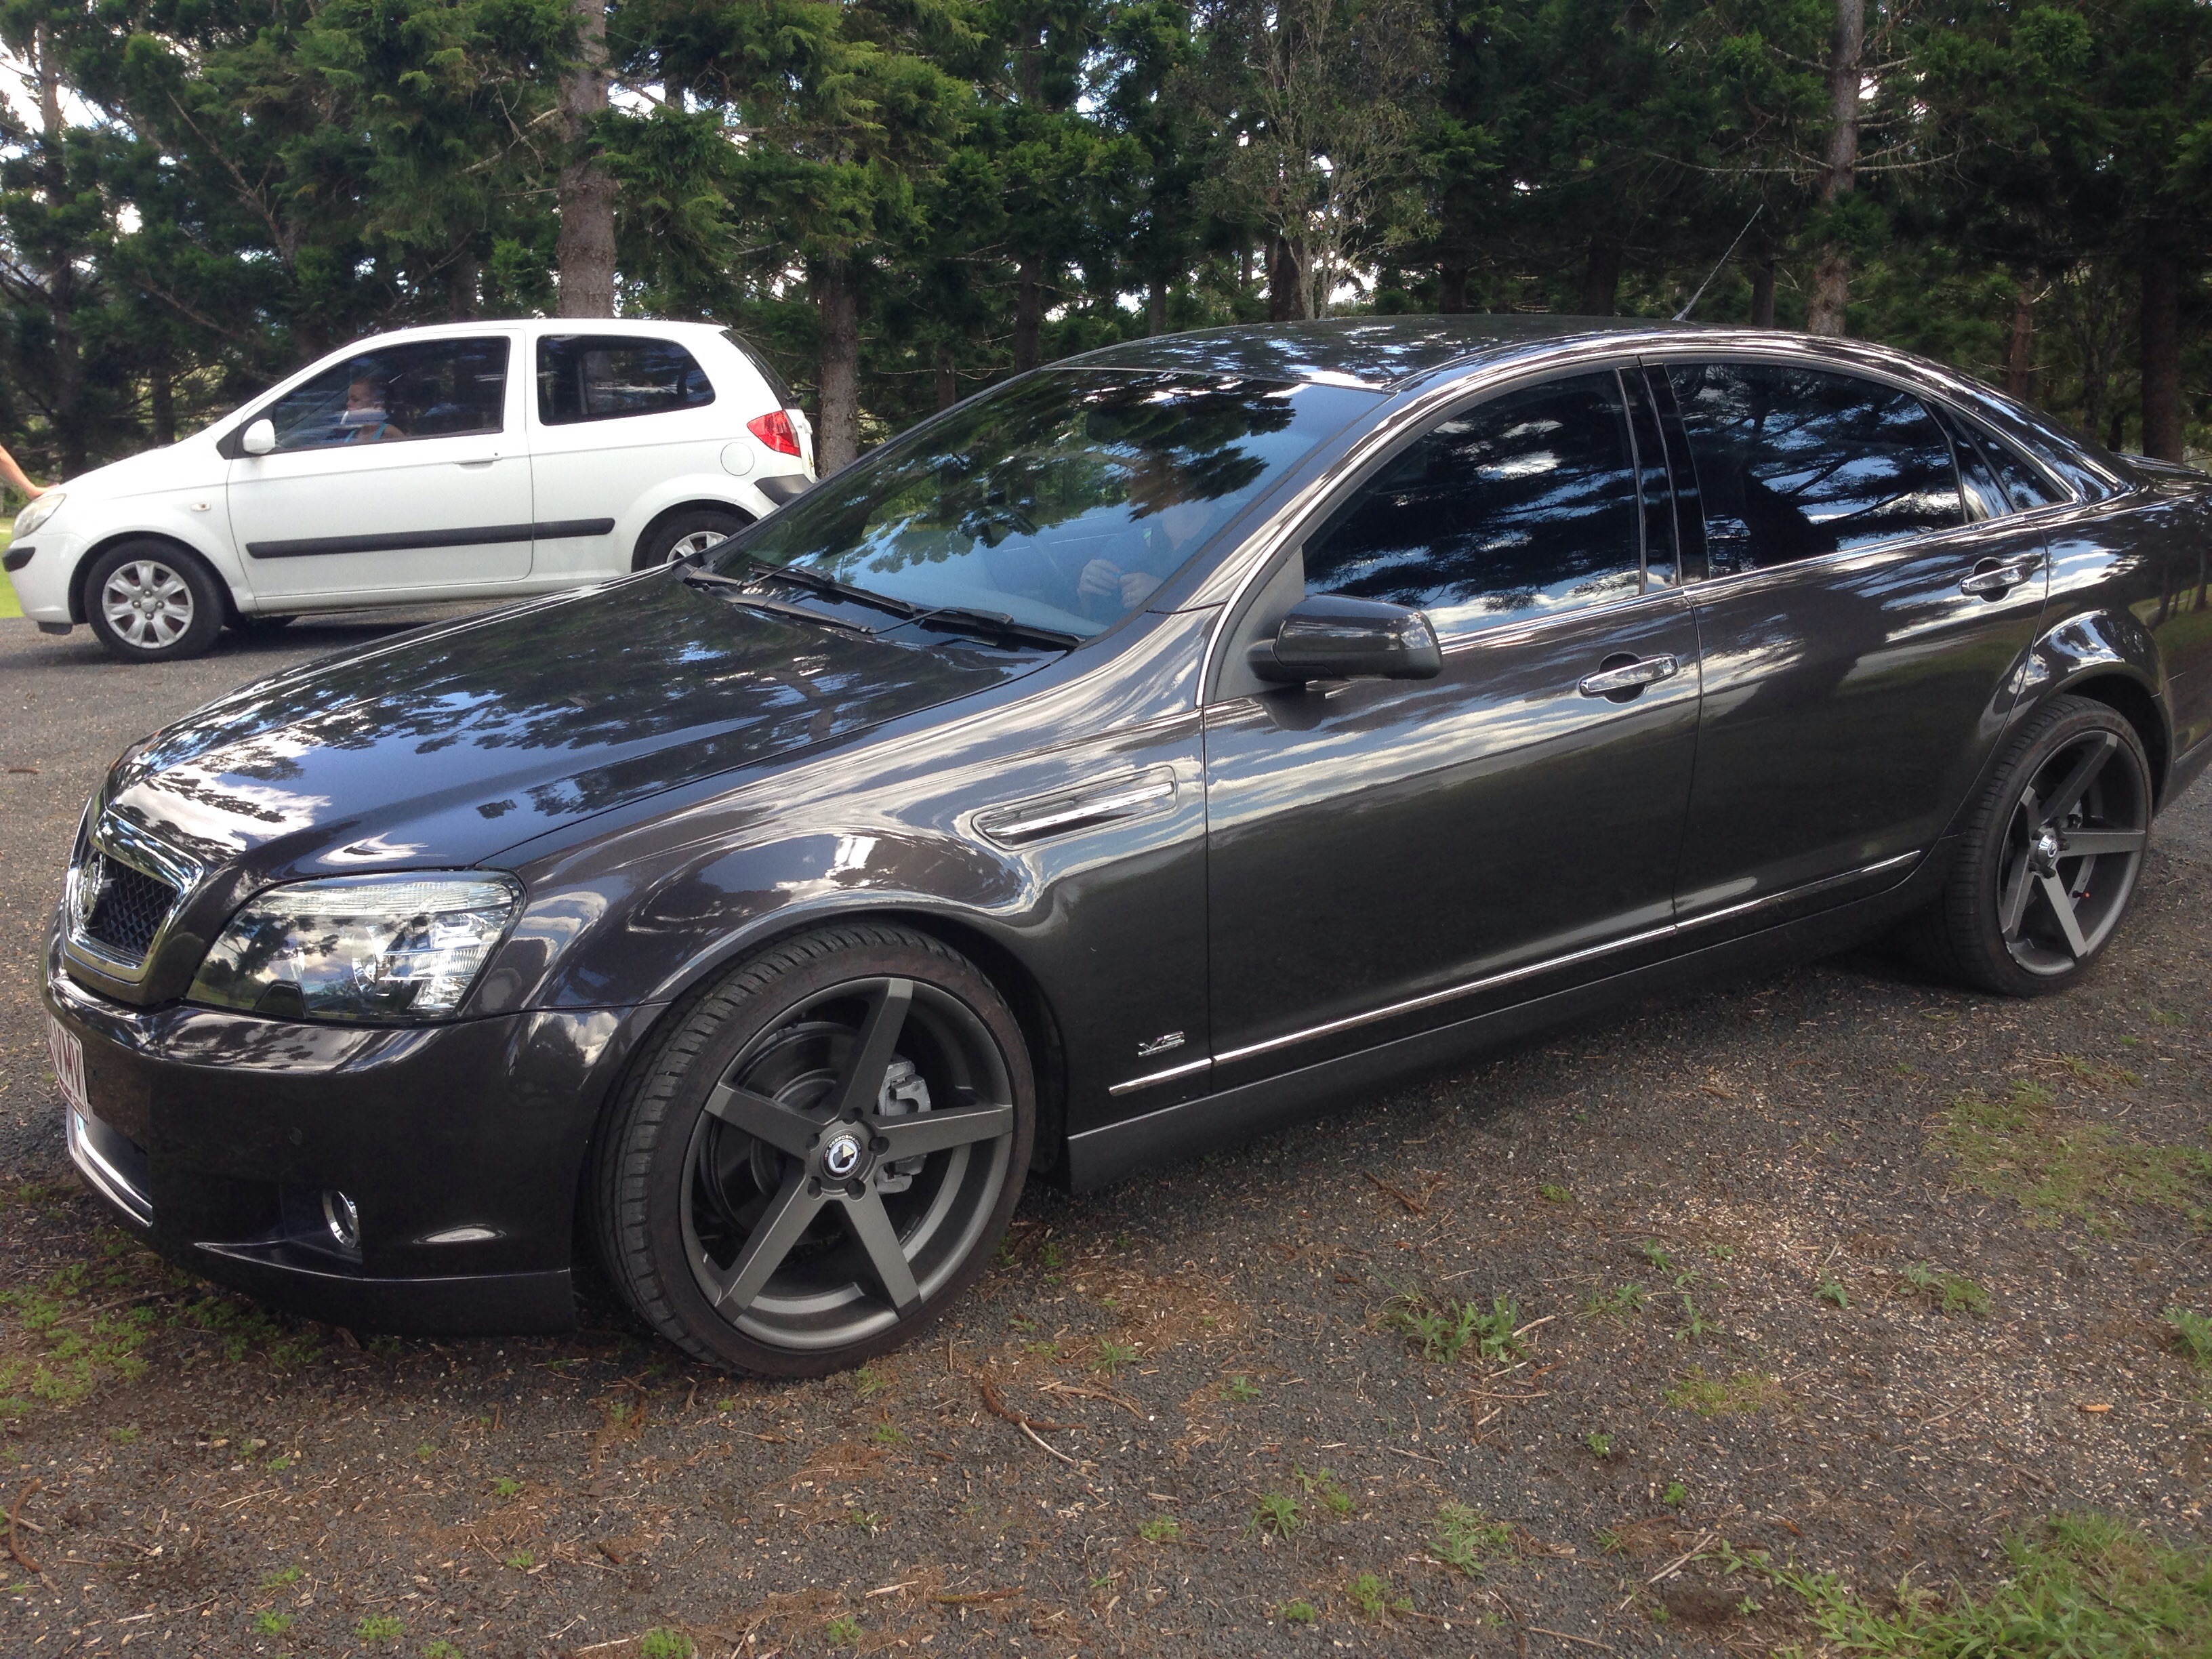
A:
1063,315,1700,392
324,316,732,351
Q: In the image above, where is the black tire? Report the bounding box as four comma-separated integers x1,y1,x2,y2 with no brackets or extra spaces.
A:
82,540,228,662
1906,694,2152,996
226,613,296,636
633,506,750,571
595,923,1033,1376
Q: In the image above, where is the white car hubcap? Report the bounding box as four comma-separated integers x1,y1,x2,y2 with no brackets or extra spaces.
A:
102,561,193,649
668,530,727,562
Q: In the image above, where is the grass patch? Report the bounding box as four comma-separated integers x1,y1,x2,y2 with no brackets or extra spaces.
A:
356,1614,403,1641
1429,1502,1513,1574
1665,1368,1784,1416
1582,1282,1647,1319
640,1631,696,1659
1940,1086,2212,1231
1251,1492,1303,1540
2168,1307,2212,1370
1380,1292,1522,1364
1778,1512,2212,1658
1346,1571,1412,1621
1901,1261,1992,1316
1294,1465,1353,1515
1279,1598,1317,1624
1139,1515,1181,1544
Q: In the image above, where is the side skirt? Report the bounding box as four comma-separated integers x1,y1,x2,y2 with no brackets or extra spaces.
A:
1062,846,1953,1193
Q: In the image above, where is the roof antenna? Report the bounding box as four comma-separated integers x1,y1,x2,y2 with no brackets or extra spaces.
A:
1674,204,1765,323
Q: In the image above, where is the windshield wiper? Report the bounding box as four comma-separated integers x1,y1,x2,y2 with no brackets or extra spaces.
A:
730,554,922,622
680,570,882,636
692,562,1078,651
901,607,1082,651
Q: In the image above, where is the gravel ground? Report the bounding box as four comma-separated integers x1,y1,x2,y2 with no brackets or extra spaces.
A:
1,611,2207,1659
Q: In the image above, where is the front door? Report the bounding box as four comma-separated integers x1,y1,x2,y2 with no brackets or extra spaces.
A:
1655,357,2053,930
1204,368,1703,1087
227,333,533,602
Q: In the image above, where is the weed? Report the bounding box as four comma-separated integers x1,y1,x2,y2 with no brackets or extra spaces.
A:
1139,1516,1181,1544
106,1425,138,1444
1673,1293,1720,1343
1540,1183,1572,1204
504,1551,535,1570
356,1614,403,1641
2152,1007,2186,1026
1818,1279,1850,1309
1430,1502,1513,1573
853,1364,889,1397
1775,1511,2212,1658
259,1565,303,1591
1222,1374,1263,1402
413,1442,436,1462
1708,1242,1736,1261
1094,1338,1139,1375
1252,1492,1304,1540
1294,1465,1353,1515
1347,1571,1412,1621
1279,1599,1317,1624
1586,1430,1615,1457
491,1477,522,1499
846,1511,880,1532
2167,1307,2212,1370
1038,1241,1067,1271
1666,1368,1783,1414
1663,1481,1687,1507
871,1422,905,1444
1640,1241,1674,1271
1940,1089,2211,1230
1381,1292,1522,1364
425,1645,463,1659
1583,1283,1647,1319
1901,1261,1992,1316
715,1395,737,1411
639,1631,695,1659
251,1610,293,1635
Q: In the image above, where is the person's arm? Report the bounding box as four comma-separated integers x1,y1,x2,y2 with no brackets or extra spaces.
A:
0,442,47,500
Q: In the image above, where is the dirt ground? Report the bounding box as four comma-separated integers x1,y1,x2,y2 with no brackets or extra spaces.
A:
1,611,2207,1659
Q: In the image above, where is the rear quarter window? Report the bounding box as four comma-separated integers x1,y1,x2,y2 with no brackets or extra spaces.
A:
538,335,716,425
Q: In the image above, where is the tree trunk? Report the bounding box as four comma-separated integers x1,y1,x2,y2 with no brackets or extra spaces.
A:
2106,405,2128,453
554,0,617,318
1750,258,1777,328
451,249,481,321
2140,252,2183,461
1147,275,1169,336
1805,0,1864,338
1438,263,1469,314
2005,285,2036,399
935,346,958,411
1267,234,1307,322
1013,258,1044,372
1578,236,1623,316
149,367,174,447
815,262,861,473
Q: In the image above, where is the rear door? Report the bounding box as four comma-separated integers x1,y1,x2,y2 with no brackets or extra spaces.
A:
1202,367,1703,1087
1655,356,2053,932
226,333,532,602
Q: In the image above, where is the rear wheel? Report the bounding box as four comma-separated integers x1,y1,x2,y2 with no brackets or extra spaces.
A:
596,924,1032,1375
634,507,749,571
1910,695,2152,996
82,541,226,662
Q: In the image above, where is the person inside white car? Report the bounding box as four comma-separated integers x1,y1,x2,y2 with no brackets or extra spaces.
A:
335,376,406,444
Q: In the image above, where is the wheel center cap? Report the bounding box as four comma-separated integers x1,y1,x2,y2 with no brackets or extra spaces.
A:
2030,825,2062,876
821,1132,864,1181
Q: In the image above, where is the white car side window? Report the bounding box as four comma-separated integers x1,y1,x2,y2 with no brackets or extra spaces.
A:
537,335,716,425
260,338,510,454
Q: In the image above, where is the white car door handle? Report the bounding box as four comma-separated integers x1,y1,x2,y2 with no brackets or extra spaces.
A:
454,451,501,468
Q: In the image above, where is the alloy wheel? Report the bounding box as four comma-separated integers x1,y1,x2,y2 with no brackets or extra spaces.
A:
1996,728,2148,977
100,559,195,650
668,529,728,562
678,975,1016,1351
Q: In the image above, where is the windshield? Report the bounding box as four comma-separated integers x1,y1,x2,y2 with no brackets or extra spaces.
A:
713,369,1378,638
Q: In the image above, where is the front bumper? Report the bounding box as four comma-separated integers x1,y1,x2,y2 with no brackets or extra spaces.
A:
43,932,643,1334
7,523,83,624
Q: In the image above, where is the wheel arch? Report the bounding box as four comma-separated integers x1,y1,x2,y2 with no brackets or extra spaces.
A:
630,498,757,570
2049,669,2170,806
69,530,241,626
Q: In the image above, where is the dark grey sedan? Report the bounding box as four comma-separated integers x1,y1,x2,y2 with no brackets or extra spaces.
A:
43,318,2212,1375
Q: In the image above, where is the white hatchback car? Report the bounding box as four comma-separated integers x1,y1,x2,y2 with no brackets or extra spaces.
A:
5,318,816,661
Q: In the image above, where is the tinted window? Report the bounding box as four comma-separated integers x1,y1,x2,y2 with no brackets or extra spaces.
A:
1979,429,2066,512
1941,409,2011,520
260,337,509,453
1303,371,1645,633
718,370,1374,638
1666,363,1963,573
538,335,715,424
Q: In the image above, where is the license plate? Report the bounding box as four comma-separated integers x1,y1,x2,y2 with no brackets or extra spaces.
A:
45,1015,89,1118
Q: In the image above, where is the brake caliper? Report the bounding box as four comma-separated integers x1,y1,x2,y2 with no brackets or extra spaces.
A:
874,1059,932,1194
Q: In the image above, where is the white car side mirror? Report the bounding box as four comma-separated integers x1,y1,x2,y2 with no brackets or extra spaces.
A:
241,418,276,457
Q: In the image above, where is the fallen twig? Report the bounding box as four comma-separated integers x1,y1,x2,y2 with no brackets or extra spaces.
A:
932,1586,1021,1605
1617,1530,1715,1610
1364,1171,1435,1214
977,1373,1071,1433
7,1479,40,1574
1038,1378,1145,1417
1527,1622,1620,1652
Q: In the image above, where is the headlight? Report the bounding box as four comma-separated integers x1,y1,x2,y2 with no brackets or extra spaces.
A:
189,873,523,1023
14,491,63,537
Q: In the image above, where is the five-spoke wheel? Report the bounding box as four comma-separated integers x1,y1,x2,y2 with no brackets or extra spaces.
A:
1912,694,2152,996
597,924,1031,1374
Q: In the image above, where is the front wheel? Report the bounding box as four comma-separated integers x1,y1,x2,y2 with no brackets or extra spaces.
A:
83,541,227,662
1911,694,2152,996
596,924,1033,1375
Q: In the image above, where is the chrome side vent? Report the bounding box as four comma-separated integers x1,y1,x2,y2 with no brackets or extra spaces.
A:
976,767,1177,847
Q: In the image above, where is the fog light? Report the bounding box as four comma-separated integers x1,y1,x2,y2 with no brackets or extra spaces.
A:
322,1189,360,1252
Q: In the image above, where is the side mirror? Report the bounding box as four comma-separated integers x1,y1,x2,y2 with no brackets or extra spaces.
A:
241,418,276,457
1246,594,1443,684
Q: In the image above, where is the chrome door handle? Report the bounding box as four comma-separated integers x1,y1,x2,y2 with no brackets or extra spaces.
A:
1961,554,2043,597
1578,653,1680,697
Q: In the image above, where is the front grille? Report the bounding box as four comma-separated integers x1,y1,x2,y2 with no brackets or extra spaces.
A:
81,853,180,961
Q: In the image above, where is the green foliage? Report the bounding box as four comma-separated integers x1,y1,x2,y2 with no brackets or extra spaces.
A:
1430,1502,1513,1573
1139,1515,1181,1543
1345,1570,1411,1621
1940,1089,2212,1231
638,1630,694,1659
1382,1293,1523,1364
1279,1598,1317,1623
1221,1374,1262,1402
1818,1279,1851,1309
1666,1368,1784,1416
1539,1182,1572,1204
251,1610,293,1635
1252,1492,1303,1539
1294,1465,1353,1515
2168,1307,2212,1370
1902,1262,1992,1317
1777,1513,2212,1659
356,1614,403,1641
